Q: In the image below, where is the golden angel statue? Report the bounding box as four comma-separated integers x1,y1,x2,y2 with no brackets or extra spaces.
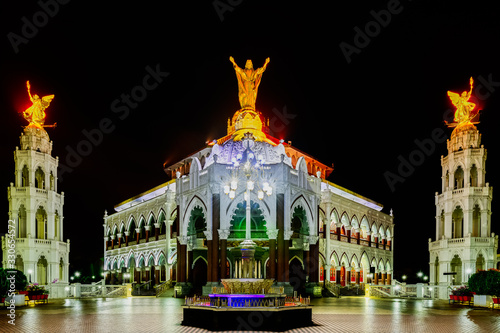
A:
230,56,270,110
22,81,55,129
447,77,479,127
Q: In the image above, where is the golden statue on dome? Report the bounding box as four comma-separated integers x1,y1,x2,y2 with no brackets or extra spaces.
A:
230,56,270,110
446,77,480,128
22,81,56,129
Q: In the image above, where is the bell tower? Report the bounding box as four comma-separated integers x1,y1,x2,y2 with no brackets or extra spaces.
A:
2,81,69,285
429,80,497,289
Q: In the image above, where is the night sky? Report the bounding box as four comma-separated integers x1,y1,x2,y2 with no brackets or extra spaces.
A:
1,1,499,281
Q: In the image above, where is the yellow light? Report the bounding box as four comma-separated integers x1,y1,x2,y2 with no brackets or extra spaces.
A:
229,190,235,199
230,180,238,190
258,191,264,200
247,181,254,190
224,185,230,194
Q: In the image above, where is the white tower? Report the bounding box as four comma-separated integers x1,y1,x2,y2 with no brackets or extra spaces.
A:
429,123,497,287
1,126,70,284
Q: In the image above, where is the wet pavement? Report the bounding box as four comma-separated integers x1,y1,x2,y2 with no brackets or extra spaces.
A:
1,296,500,332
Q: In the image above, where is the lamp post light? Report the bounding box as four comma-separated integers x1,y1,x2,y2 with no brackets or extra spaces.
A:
417,271,423,281
401,275,407,282
466,268,472,282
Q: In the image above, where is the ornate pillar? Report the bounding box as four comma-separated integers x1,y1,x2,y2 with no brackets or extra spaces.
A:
355,267,361,285
266,229,279,280
187,237,194,283
177,236,187,283
135,228,140,243
117,233,122,248
212,193,220,283
284,230,293,282
308,235,319,283
218,229,230,279
154,222,160,241
277,193,285,283
124,232,129,247
145,225,151,243
204,230,213,283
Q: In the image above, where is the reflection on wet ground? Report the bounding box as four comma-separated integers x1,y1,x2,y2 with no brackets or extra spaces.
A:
1,296,500,332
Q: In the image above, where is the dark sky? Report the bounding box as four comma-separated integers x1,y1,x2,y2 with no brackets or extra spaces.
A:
1,0,499,280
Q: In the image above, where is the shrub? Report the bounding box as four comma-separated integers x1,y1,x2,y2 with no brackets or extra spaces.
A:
451,285,474,296
468,269,500,296
0,268,28,297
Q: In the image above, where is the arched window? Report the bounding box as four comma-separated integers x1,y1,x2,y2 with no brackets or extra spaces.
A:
54,210,60,240
452,206,464,238
50,171,55,190
35,167,45,189
470,165,478,187
21,165,29,187
129,219,137,242
472,205,481,237
158,211,166,235
36,206,47,239
454,166,464,189
18,205,27,238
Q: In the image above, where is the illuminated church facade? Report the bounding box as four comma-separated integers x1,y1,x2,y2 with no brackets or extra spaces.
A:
102,58,394,296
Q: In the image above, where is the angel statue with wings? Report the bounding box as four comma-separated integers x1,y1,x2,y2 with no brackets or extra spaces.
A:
447,77,479,127
22,81,55,129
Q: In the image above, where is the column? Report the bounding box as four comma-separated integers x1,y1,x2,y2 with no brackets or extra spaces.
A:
212,194,220,283
124,232,129,247
355,268,361,285
277,193,285,283
324,202,331,278
117,233,122,248
336,268,341,285
309,236,319,283
266,229,278,280
145,226,150,243
218,229,230,279
187,243,193,283
346,267,351,285
154,222,160,241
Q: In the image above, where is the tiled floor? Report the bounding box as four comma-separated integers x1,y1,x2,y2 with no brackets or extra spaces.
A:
1,296,500,332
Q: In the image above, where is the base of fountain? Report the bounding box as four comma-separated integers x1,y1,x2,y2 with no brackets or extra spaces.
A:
182,306,313,331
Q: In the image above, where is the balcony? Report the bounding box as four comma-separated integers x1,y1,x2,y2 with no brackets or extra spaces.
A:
429,236,497,250
328,233,390,251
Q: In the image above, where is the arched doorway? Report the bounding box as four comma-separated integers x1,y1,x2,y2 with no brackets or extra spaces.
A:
340,266,346,286
289,257,306,296
192,257,207,295
37,256,48,285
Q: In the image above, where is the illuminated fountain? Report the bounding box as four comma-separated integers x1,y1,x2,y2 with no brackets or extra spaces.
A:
181,57,314,331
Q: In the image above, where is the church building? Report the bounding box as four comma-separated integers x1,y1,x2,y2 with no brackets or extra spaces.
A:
102,58,394,297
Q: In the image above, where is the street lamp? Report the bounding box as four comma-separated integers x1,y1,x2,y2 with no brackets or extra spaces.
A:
417,271,423,280
402,275,407,282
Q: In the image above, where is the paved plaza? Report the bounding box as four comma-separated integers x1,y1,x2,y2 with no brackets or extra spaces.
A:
1,296,500,333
